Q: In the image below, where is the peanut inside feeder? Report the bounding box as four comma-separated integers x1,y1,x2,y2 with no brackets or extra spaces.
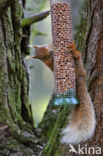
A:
50,0,79,105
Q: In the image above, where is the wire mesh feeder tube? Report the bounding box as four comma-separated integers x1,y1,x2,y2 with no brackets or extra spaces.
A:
50,0,79,105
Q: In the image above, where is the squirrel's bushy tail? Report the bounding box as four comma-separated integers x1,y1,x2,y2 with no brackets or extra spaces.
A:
60,95,96,145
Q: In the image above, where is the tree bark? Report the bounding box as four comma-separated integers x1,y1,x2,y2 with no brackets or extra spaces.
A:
0,0,13,16
42,0,103,155
0,0,38,155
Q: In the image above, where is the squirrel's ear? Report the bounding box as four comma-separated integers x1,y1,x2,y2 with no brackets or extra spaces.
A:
34,45,38,48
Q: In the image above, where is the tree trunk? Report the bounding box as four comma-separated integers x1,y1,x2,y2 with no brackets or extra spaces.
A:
42,0,103,155
0,0,38,155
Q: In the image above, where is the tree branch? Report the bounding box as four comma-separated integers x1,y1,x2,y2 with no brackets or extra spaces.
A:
0,0,13,17
21,10,50,27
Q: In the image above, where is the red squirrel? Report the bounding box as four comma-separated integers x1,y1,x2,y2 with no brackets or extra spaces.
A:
31,44,53,70
31,41,96,145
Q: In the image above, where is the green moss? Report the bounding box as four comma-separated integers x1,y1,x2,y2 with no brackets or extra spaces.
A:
6,139,21,150
21,10,50,27
0,138,36,156
42,105,72,156
38,104,60,142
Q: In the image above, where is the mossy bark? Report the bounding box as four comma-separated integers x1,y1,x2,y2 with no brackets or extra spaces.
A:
42,0,103,155
21,10,50,27
0,0,38,155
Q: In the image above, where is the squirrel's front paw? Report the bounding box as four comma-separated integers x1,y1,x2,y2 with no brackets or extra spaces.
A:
68,41,81,59
68,40,76,51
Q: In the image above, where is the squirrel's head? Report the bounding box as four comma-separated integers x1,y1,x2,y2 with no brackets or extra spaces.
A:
33,45,49,59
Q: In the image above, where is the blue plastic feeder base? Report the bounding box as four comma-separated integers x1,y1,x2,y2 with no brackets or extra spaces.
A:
52,89,79,105
52,97,79,106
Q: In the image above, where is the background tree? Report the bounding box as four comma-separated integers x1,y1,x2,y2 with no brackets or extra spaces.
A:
42,0,103,155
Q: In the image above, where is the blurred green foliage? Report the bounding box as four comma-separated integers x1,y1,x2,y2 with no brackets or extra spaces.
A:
25,0,48,15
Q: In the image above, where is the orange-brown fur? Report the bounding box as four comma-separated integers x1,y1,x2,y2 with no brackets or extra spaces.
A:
32,44,53,70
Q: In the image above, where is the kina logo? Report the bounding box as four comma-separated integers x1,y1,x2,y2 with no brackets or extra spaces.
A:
69,144,101,155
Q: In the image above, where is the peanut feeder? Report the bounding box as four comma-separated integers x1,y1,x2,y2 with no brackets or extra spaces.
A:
50,0,79,105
